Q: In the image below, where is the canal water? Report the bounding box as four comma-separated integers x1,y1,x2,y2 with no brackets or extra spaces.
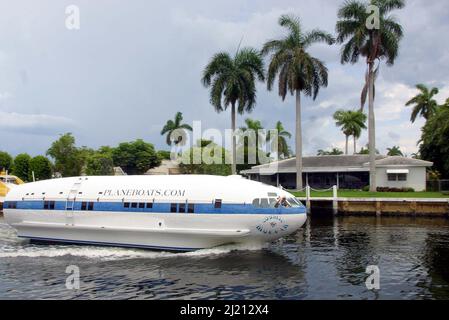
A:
1,215,449,299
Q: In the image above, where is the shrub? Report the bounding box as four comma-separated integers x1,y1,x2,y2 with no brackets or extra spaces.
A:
362,185,370,192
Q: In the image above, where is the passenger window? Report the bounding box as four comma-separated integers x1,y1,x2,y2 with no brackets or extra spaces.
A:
124,202,130,208
88,202,94,211
260,198,269,208
170,203,177,213
179,203,186,213
131,203,137,208
252,199,260,207
81,202,87,210
214,199,222,209
44,201,49,210
188,204,195,213
146,203,153,209
138,203,145,209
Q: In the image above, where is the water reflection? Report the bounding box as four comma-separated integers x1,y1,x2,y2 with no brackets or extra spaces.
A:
1,215,449,299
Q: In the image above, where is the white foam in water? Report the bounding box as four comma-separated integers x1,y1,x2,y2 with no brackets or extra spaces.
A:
0,242,266,261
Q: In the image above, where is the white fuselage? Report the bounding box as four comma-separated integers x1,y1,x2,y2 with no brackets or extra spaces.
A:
3,175,307,251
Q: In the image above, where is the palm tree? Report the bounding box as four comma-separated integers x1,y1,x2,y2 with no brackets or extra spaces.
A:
387,146,403,156
160,112,193,146
202,48,265,175
267,121,292,160
333,110,367,155
262,14,334,189
336,0,404,191
333,110,367,154
239,118,264,149
406,84,439,123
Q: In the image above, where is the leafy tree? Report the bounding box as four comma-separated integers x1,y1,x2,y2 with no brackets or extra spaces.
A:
29,156,52,181
0,151,13,172
202,48,265,175
406,84,439,123
333,110,367,154
179,140,231,176
157,150,172,161
46,133,83,177
386,146,403,156
317,148,344,156
420,101,449,178
358,143,380,155
336,0,405,191
13,153,31,182
160,112,193,146
267,121,292,160
112,139,160,175
262,14,334,189
86,153,114,176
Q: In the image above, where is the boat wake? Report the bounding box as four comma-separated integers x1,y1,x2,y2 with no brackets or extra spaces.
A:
0,242,266,261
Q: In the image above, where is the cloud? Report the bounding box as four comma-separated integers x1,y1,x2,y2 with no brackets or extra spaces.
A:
0,111,76,135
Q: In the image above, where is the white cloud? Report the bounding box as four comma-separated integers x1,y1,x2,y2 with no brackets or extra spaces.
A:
0,111,75,135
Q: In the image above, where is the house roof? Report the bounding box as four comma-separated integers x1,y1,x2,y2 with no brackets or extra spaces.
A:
240,155,433,175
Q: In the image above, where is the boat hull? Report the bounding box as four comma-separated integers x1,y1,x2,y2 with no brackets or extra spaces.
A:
5,209,307,251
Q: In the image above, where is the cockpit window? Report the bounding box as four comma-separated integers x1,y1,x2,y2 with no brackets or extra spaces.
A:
260,198,269,208
286,197,302,208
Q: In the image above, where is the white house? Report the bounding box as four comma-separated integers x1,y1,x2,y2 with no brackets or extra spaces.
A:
241,155,433,191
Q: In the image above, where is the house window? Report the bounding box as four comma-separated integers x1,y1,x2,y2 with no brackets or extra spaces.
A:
388,173,408,182
214,199,222,209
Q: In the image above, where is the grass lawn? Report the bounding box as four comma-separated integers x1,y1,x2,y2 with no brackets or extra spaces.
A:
291,190,449,199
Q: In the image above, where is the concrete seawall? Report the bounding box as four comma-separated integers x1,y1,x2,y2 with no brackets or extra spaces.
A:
298,197,449,217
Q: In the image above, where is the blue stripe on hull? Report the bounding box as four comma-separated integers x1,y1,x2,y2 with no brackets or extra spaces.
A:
20,236,201,252
5,200,306,215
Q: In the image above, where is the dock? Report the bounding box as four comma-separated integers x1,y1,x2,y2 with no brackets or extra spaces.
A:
297,197,449,217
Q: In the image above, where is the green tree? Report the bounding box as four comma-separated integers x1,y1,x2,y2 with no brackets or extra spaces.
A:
112,139,160,175
0,151,13,172
202,48,265,175
29,156,52,181
160,112,193,146
13,153,31,182
317,148,344,156
86,153,115,176
46,133,83,177
336,0,405,191
262,14,334,189
420,101,449,178
267,121,292,160
386,146,403,156
157,150,172,161
406,84,439,123
179,140,231,176
333,110,367,154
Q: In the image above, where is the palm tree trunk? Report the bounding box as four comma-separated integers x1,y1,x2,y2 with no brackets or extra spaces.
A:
353,135,357,154
295,90,303,190
231,102,237,175
368,62,377,192
345,135,349,155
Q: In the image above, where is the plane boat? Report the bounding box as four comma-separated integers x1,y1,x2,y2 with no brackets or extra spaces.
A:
3,175,307,251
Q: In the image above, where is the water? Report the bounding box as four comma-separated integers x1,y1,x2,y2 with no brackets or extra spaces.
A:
1,215,449,300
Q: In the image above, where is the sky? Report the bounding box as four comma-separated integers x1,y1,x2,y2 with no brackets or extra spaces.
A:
1,0,449,158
